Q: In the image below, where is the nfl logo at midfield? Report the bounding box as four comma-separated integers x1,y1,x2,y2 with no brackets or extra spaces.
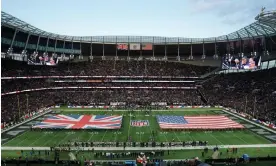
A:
131,120,149,127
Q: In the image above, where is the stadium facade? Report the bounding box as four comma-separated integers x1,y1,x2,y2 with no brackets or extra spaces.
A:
2,10,276,166
1,10,276,63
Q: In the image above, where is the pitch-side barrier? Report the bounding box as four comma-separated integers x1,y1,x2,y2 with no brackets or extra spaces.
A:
2,144,276,151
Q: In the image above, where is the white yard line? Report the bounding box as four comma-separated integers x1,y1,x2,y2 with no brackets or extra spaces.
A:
173,131,181,142
127,114,131,140
29,133,49,146
162,131,169,142
208,133,224,145
14,132,33,146
113,130,119,142
56,132,73,146
230,132,248,144
139,111,142,142
79,131,89,142
147,115,155,142
100,130,108,142
88,132,94,142
42,132,60,146
183,131,193,142
239,130,269,143
2,131,29,146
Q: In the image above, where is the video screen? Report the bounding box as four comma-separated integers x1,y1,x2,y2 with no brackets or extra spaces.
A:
28,53,58,65
222,54,261,70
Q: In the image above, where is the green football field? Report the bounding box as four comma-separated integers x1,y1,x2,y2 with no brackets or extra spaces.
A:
2,108,272,147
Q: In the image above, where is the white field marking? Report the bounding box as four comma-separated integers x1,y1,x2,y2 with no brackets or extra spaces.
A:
234,133,248,144
55,132,74,146
183,131,195,142
2,131,29,146
238,129,270,143
29,132,50,146
173,131,181,142
42,131,60,146
195,131,209,143
172,111,183,142
17,132,43,147
162,131,169,142
136,132,144,134
214,131,229,143
2,130,32,146
3,144,276,151
14,132,35,146
147,117,155,142
100,130,108,142
189,132,196,142
216,130,235,144
227,131,248,144
208,133,224,145
139,131,143,142
113,130,119,142
139,111,142,142
245,129,269,141
181,131,193,142
76,131,88,143
127,114,132,140
88,132,95,142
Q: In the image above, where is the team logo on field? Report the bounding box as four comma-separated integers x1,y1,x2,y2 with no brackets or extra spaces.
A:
131,120,149,127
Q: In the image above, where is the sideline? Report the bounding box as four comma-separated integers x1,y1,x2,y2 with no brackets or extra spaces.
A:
1,109,53,134
222,109,276,134
2,144,276,151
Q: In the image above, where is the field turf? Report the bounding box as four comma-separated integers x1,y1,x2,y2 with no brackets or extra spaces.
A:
2,108,271,147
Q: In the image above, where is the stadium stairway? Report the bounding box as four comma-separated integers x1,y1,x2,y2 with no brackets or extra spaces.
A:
197,89,208,104
200,67,221,79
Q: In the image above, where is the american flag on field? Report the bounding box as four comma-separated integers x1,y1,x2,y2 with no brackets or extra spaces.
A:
32,114,123,129
157,115,244,130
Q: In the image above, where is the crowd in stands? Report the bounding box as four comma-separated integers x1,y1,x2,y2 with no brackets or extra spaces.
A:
203,68,276,123
1,59,276,126
1,59,215,77
1,90,203,124
1,92,55,124
1,81,195,94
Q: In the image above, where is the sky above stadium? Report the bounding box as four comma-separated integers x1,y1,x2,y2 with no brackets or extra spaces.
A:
1,0,276,38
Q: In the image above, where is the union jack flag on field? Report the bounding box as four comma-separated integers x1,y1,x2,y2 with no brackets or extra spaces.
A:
157,115,244,130
32,114,123,129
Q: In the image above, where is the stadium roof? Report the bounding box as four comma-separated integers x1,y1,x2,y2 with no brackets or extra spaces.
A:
1,10,276,44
